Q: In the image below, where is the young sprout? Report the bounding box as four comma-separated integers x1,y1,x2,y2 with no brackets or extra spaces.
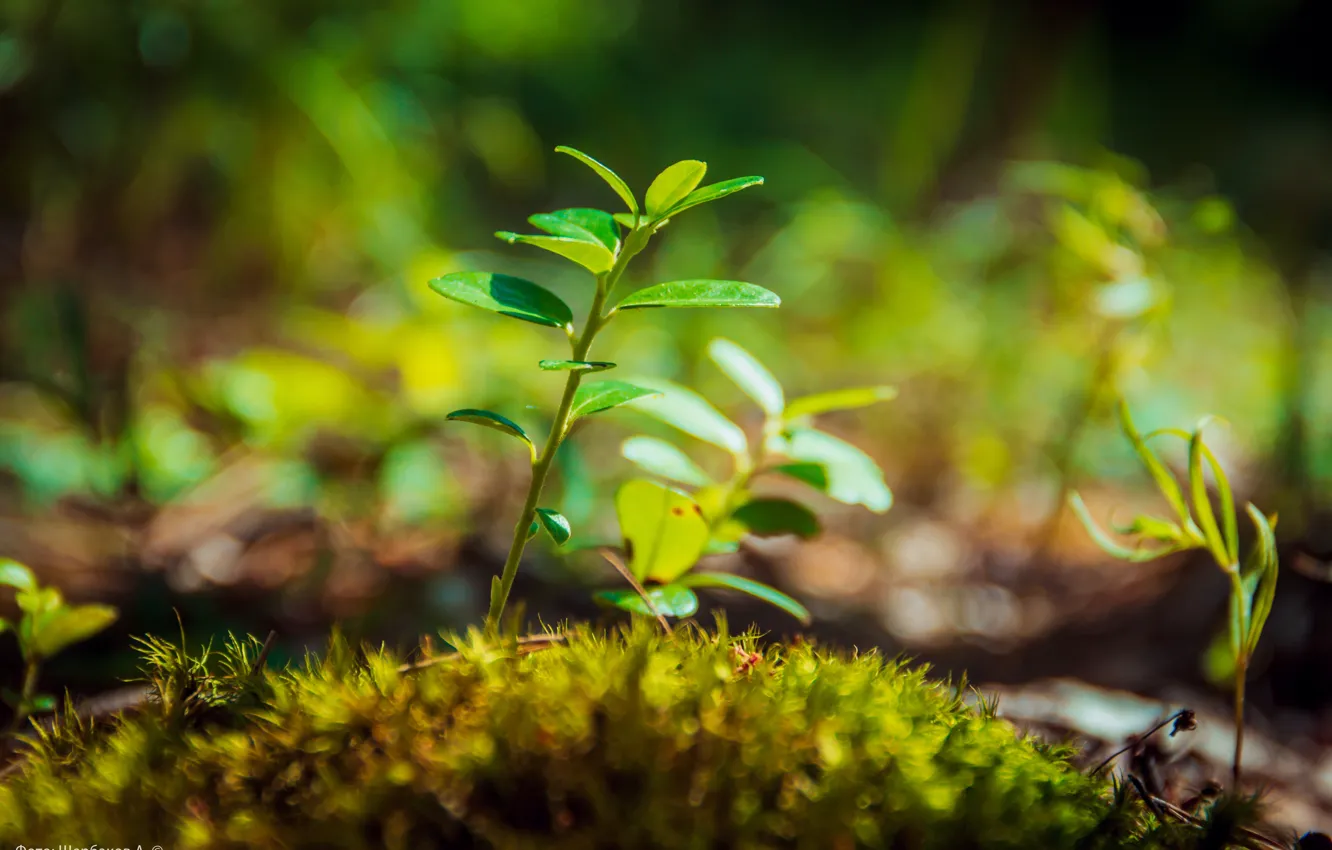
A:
1069,401,1278,789
427,147,771,635
593,337,895,625
1,559,118,739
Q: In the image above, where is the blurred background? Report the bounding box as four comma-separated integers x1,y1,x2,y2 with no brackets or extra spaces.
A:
3,0,1332,831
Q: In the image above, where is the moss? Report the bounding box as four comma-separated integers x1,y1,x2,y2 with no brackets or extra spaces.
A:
0,621,1244,849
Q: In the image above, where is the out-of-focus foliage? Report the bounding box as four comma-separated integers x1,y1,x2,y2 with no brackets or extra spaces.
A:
0,0,1326,580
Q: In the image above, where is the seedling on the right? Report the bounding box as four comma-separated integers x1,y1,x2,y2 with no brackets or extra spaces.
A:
1069,401,1278,789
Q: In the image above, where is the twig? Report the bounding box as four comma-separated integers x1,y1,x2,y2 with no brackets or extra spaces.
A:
598,547,672,634
250,630,278,676
1090,708,1195,776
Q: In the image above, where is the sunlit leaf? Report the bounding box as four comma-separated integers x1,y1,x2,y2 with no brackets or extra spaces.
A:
613,213,642,230
496,232,615,274
615,280,780,311
663,176,764,217
768,462,829,491
1242,504,1279,656
445,409,534,458
646,160,707,219
621,436,713,487
0,559,37,593
570,381,660,422
627,378,748,456
677,572,811,624
616,478,709,583
707,338,784,416
555,146,638,214
731,498,820,539
535,508,572,546
539,359,616,373
775,428,891,512
595,585,699,619
1110,514,1187,544
1118,402,1191,528
1067,492,1182,563
428,272,573,330
1188,419,1229,567
785,386,897,420
29,604,117,659
529,208,620,252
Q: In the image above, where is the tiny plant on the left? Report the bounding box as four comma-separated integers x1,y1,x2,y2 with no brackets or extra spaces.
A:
429,147,774,635
0,559,117,737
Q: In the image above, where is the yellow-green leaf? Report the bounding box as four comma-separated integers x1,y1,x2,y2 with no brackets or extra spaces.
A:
554,146,638,214
496,232,615,274
616,478,709,583
785,386,897,420
646,160,707,219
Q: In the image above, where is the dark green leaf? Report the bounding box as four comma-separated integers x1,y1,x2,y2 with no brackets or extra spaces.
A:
730,499,820,539
627,379,748,455
428,272,573,330
707,338,784,415
677,572,811,624
446,409,535,458
646,160,707,219
570,381,660,422
554,146,638,214
769,462,830,491
29,693,56,713
621,436,713,487
496,231,615,274
539,359,616,373
615,280,780,311
663,176,764,217
595,585,699,619
0,559,36,592
535,508,572,546
529,208,620,252
785,386,897,420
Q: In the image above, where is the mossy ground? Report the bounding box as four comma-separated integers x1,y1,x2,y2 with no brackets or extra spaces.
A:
0,620,1250,849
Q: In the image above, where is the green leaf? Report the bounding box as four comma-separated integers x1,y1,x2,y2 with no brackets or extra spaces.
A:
1118,402,1191,528
707,338,784,416
570,381,660,422
529,208,620,252
1112,514,1188,544
0,617,9,637
775,428,891,512
1067,492,1183,563
613,213,642,230
1188,419,1229,567
677,572,811,624
785,386,897,420
539,359,616,373
663,176,764,217
595,585,699,619
616,479,709,583
554,146,638,215
615,280,780,311
0,559,37,593
29,603,117,659
766,463,827,492
730,499,820,539
29,693,56,714
621,436,714,488
1242,504,1279,656
496,232,615,275
646,160,707,219
626,378,748,456
535,508,572,546
428,272,573,330
446,409,535,459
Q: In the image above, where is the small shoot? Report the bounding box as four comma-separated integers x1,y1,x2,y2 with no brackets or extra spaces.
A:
1069,401,1278,789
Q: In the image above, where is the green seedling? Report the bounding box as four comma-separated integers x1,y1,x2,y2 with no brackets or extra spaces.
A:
428,147,772,634
595,337,895,624
1,559,118,738
1069,401,1278,789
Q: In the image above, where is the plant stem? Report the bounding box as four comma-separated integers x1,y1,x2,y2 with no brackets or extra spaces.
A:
1232,652,1247,789
3,659,40,738
485,229,649,634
